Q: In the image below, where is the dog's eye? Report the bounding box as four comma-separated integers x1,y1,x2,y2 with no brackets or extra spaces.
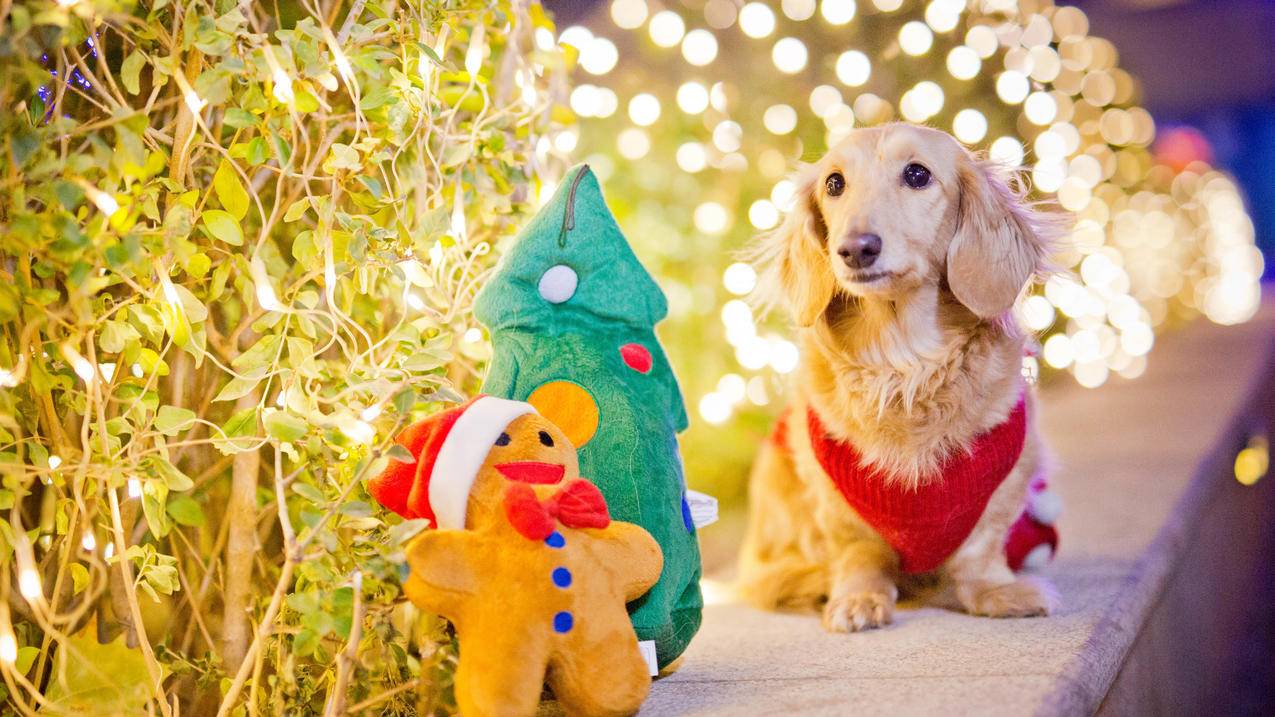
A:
825,172,845,197
538,430,554,447
902,163,932,189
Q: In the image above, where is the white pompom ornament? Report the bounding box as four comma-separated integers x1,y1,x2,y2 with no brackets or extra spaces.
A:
1028,488,1063,525
538,264,578,304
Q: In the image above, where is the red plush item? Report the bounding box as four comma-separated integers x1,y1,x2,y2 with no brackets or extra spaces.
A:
1006,513,1059,571
366,400,472,522
503,479,612,540
801,396,1030,573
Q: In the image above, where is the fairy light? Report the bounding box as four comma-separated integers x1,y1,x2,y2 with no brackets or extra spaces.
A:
782,0,816,21
61,344,96,384
18,567,41,601
763,104,798,134
772,37,808,74
996,71,1030,104
693,202,730,235
104,541,115,559
84,185,120,216
465,25,485,76
340,418,376,444
899,22,934,56
946,46,980,80
836,51,871,86
610,0,648,29
739,3,776,38
127,478,143,499
821,0,856,25
649,11,685,47
271,66,294,104
628,93,661,126
183,89,206,114
81,531,96,552
676,142,708,172
676,82,709,114
617,128,650,160
578,0,1262,397
952,108,987,144
0,630,15,665
682,29,718,66
581,37,619,75
250,256,284,312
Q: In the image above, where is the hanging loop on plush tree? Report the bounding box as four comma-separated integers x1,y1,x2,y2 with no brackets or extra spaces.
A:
556,163,590,248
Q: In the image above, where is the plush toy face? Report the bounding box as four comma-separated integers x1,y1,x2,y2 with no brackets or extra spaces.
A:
466,413,580,525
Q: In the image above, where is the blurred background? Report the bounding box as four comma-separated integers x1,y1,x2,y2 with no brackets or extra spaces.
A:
533,0,1271,547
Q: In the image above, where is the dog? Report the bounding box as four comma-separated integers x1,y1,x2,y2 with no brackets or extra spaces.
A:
738,123,1064,632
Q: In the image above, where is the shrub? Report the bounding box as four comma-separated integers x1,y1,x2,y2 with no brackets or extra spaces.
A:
0,0,568,713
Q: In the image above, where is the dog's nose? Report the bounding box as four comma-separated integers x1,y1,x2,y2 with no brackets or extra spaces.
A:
837,233,882,269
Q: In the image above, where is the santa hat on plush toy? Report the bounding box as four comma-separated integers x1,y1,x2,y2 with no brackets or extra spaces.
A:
368,395,535,529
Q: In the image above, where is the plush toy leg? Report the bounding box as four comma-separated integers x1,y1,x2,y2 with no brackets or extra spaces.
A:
454,632,549,717
547,641,651,717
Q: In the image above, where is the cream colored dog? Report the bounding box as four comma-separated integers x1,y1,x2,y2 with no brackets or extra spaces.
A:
739,123,1063,632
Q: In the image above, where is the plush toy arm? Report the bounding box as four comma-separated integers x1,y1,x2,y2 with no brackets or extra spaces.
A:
600,521,664,602
402,530,487,616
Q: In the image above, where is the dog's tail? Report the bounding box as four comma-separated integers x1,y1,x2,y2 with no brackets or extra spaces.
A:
737,554,828,611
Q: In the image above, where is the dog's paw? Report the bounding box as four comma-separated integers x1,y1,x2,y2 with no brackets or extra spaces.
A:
959,577,1057,618
822,590,895,633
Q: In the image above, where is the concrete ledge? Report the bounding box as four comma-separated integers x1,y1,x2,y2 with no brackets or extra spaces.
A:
646,300,1275,716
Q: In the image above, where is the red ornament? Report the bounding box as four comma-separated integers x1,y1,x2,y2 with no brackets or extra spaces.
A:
619,343,653,374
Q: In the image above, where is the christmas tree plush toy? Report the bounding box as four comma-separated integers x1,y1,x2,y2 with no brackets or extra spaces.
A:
368,396,663,717
474,165,710,672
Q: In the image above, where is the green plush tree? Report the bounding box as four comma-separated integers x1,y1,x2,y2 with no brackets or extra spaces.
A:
475,164,703,669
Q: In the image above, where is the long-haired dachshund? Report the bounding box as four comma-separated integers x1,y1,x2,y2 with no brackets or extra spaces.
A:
739,123,1065,632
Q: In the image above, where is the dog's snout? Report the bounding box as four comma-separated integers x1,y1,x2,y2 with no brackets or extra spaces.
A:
837,233,882,269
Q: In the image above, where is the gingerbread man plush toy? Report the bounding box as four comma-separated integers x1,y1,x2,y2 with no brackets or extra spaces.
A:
368,395,663,717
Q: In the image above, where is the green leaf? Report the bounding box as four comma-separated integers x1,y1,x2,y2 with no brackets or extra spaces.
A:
100,319,140,354
214,407,259,455
147,457,193,491
213,374,262,402
283,197,311,223
223,108,257,129
15,646,38,675
69,563,90,595
265,411,307,442
166,496,205,527
213,160,250,220
201,209,243,245
43,622,165,713
154,406,196,435
121,51,145,94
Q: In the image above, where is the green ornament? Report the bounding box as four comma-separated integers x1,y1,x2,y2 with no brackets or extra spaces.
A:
475,165,703,669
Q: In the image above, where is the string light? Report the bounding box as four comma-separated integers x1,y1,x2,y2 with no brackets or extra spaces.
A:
836,51,871,86
739,3,776,38
772,37,808,74
572,0,1262,399
18,567,41,601
628,93,661,126
677,82,710,114
649,11,685,47
682,29,718,66
81,531,96,552
610,0,648,29
899,21,934,56
821,0,856,26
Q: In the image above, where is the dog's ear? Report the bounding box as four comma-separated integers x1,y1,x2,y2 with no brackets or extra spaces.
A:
947,153,1056,320
754,167,836,327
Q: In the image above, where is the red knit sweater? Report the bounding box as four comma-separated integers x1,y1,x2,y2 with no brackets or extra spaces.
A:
778,395,1028,574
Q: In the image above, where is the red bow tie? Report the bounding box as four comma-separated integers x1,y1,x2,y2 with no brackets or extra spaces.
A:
504,479,611,541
